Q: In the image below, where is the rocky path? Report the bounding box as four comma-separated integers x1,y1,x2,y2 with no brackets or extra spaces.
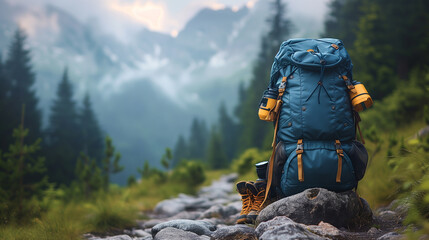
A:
85,173,408,240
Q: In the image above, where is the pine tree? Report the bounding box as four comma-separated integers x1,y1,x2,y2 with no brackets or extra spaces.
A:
127,175,137,186
75,152,103,199
0,105,47,223
46,68,81,185
350,0,429,99
323,0,363,48
218,102,238,161
0,55,11,152
187,118,208,161
238,0,292,152
79,93,104,162
206,127,228,169
102,136,123,191
160,148,173,170
2,29,41,152
172,134,188,167
138,160,152,179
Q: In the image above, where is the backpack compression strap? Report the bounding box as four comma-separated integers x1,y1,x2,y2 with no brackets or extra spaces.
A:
296,139,304,182
262,76,288,207
335,140,344,182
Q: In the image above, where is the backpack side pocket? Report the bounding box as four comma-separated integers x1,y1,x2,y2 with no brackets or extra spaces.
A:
348,140,368,181
269,141,287,197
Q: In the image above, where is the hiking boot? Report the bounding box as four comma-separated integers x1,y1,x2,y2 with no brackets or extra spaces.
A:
246,180,267,223
236,181,253,224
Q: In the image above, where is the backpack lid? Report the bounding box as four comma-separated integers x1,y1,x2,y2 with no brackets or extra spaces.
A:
290,51,343,69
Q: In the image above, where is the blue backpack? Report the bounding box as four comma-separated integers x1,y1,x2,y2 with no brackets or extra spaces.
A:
258,38,372,199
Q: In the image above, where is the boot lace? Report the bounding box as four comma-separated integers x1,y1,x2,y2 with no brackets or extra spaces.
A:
240,192,253,215
251,189,265,211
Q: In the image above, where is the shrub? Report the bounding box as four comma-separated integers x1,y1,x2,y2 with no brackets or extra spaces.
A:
171,160,206,188
231,148,271,175
86,196,136,232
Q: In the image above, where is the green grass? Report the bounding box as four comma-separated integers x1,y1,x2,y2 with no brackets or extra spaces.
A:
0,164,229,240
0,203,88,240
358,120,426,207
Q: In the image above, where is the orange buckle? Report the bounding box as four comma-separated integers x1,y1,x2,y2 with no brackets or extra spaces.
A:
335,140,343,155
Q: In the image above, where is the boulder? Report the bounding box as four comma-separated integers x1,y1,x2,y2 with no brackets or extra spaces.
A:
154,227,209,240
153,199,187,217
170,211,202,220
376,232,403,240
304,221,346,240
132,229,152,238
255,216,328,240
211,225,258,240
101,235,133,240
257,188,373,230
142,219,164,229
198,203,240,219
151,219,216,237
198,174,237,200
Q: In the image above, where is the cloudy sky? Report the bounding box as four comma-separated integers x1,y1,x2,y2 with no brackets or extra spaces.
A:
7,0,330,42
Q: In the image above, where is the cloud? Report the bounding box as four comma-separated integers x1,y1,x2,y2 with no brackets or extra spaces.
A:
108,0,166,31
15,9,60,39
246,0,257,9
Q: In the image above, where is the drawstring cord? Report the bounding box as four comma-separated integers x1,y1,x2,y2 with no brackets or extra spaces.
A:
305,53,332,104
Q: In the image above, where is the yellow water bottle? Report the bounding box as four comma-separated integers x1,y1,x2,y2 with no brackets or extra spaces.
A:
349,84,373,112
258,88,279,121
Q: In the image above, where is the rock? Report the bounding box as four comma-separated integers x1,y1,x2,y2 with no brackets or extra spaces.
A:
393,204,409,220
199,203,240,219
219,173,239,183
132,229,152,238
151,219,215,237
225,201,242,215
376,210,403,231
198,217,224,227
367,227,382,235
85,235,136,240
417,126,429,138
386,200,409,220
255,216,328,240
154,227,209,240
170,211,202,220
257,188,373,230
211,225,258,240
103,235,133,240
377,232,403,240
137,237,153,240
304,221,346,240
198,173,237,201
142,219,164,229
154,199,186,217
378,211,400,223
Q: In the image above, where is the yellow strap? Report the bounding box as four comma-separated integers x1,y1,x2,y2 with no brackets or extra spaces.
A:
263,109,281,207
296,139,304,182
335,140,343,183
297,154,304,182
261,76,289,207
